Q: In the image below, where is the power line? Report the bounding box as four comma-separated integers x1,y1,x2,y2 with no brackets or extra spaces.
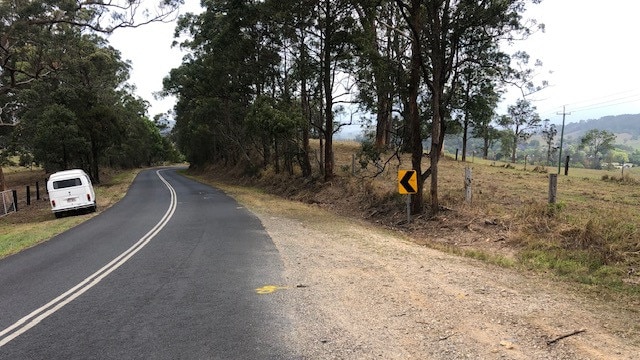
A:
562,89,638,109
532,90,640,119
570,95,640,113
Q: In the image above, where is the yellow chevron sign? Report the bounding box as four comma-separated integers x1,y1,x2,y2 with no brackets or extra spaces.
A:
398,170,417,194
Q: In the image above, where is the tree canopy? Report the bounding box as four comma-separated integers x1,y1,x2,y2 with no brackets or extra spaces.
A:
579,129,616,169
163,0,543,214
0,0,182,188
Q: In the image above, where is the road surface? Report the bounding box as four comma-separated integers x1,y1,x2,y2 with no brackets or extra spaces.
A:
0,168,293,359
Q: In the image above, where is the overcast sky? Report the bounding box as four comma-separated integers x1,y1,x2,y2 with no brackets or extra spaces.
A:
107,0,203,118
108,0,640,125
502,0,640,123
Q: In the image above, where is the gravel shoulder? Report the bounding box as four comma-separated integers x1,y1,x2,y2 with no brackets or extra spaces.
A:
240,195,639,359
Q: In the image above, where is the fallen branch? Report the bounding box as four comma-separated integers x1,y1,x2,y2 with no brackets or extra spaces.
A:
546,329,586,345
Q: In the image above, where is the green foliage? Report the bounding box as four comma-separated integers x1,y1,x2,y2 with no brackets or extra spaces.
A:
244,96,306,173
1,0,182,186
579,129,616,169
30,104,90,172
608,149,629,164
498,99,541,162
356,133,382,170
629,149,640,165
8,33,176,179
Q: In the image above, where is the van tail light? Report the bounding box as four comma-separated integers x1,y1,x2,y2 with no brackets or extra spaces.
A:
51,200,56,207
87,194,92,201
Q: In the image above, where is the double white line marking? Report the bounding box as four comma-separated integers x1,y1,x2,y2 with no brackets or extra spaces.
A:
0,170,177,347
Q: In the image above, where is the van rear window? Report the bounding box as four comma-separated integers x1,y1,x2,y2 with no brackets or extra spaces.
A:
53,178,82,189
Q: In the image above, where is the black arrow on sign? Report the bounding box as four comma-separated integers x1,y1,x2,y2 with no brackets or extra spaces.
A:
400,171,416,193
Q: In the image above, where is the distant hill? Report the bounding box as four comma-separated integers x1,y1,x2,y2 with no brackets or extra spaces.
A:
562,114,640,147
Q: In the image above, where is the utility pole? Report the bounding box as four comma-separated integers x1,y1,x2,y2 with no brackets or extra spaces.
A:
557,106,571,174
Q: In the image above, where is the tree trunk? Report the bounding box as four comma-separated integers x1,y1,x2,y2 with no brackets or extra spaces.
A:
322,0,334,181
300,80,312,177
323,109,334,181
0,167,5,191
511,133,517,163
483,135,490,159
374,93,391,149
430,92,441,214
357,3,392,150
298,27,313,178
427,1,445,215
408,0,423,215
274,138,280,174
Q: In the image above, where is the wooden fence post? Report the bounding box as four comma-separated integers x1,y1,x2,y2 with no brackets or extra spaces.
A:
12,190,18,212
464,167,472,204
549,173,558,204
26,185,31,206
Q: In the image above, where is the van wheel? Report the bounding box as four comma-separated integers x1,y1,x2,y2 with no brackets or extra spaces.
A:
90,205,97,213
54,212,62,219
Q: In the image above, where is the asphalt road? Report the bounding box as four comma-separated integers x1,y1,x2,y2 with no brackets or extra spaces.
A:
0,168,294,359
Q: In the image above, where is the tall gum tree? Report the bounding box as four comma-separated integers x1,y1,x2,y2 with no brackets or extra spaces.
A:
353,0,401,150
317,0,357,181
396,0,542,215
498,98,541,163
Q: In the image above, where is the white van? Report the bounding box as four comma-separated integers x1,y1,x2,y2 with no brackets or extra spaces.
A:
47,169,97,218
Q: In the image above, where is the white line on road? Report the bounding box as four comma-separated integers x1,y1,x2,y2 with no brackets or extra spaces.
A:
0,170,177,347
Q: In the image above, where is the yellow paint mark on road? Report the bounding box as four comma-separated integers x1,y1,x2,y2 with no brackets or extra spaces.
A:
255,285,287,295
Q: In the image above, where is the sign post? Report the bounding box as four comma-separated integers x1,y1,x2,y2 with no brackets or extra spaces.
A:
398,170,418,224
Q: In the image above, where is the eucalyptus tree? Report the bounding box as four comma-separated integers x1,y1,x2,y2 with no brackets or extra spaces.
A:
166,0,289,170
16,33,140,182
244,96,304,174
498,98,541,163
395,0,542,214
455,66,502,162
287,2,318,178
314,0,358,180
541,119,557,165
352,0,406,150
470,114,500,160
1,0,180,112
579,129,616,169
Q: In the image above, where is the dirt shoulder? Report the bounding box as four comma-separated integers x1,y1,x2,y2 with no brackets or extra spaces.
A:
234,190,639,359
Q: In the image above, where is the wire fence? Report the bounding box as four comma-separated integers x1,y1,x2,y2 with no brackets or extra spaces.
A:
1,189,16,217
